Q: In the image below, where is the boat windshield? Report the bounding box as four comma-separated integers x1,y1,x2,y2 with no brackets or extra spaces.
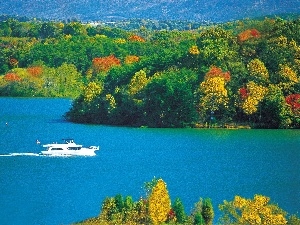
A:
63,139,74,144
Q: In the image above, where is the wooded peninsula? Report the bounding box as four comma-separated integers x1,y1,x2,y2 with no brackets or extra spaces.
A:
1,15,300,128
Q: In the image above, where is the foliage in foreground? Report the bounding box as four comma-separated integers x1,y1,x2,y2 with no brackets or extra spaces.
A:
74,178,300,225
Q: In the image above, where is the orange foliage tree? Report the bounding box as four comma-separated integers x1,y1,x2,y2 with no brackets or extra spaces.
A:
128,35,146,42
238,29,261,42
92,55,121,73
4,73,21,81
27,66,43,77
204,66,231,82
9,58,19,68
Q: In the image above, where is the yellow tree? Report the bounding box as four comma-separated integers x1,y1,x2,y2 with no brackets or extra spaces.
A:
278,64,298,94
129,69,148,96
189,45,200,55
105,94,117,114
240,81,268,115
198,66,230,122
247,58,269,83
125,55,140,64
199,76,229,111
219,194,287,225
148,179,171,225
83,82,103,102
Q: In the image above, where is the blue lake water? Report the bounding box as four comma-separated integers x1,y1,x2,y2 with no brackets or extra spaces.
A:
0,97,299,225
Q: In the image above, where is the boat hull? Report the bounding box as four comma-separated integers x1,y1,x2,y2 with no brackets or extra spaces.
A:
41,148,97,156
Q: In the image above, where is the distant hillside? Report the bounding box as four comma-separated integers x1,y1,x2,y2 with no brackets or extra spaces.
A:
0,0,300,23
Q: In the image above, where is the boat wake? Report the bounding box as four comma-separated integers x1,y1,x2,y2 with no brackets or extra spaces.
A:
0,152,96,157
0,153,41,157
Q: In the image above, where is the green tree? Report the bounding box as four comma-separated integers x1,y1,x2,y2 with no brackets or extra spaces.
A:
172,197,187,224
261,84,293,128
144,68,198,127
63,22,87,36
191,199,205,225
39,22,60,39
288,215,300,225
55,63,83,97
202,198,214,225
114,194,124,213
196,26,238,68
0,21,12,36
260,35,297,76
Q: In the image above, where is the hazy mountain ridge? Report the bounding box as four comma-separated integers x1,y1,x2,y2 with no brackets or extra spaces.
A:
1,0,300,22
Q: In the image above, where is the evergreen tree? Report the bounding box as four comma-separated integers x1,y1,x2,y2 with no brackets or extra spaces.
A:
202,198,214,225
172,197,187,223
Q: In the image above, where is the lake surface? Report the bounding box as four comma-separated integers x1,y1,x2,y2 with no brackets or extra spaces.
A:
0,98,299,225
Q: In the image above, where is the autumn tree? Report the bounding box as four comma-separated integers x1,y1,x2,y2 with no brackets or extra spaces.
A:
277,64,298,94
128,69,148,96
238,29,261,42
124,55,140,64
239,81,268,116
128,34,146,42
148,179,171,224
204,66,231,82
83,82,103,102
198,66,231,124
247,58,269,83
9,58,18,68
27,66,43,77
4,72,21,82
92,55,121,73
98,197,118,223
285,93,300,116
219,194,288,225
189,45,200,55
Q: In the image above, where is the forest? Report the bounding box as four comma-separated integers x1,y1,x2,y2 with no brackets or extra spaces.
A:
1,15,300,128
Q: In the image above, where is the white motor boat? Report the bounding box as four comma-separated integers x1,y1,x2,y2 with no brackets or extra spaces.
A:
41,139,99,156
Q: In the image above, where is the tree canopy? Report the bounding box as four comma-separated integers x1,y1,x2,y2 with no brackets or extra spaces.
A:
1,15,300,128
